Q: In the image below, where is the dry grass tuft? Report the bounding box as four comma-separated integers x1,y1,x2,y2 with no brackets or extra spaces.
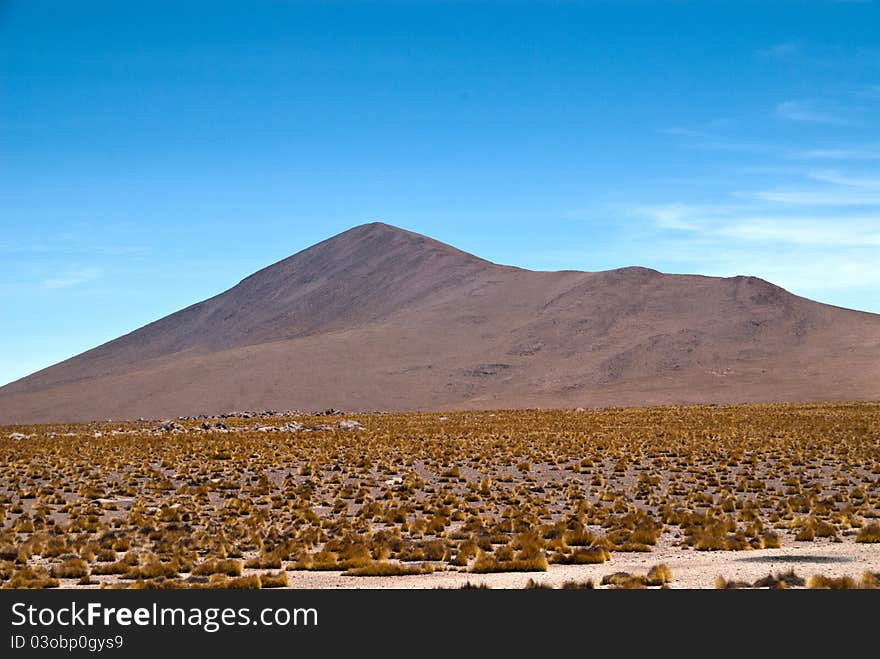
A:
549,547,609,565
855,522,880,543
806,574,857,590
523,578,553,589
646,564,673,586
3,566,59,589
600,572,647,589
259,571,289,588
51,558,89,579
714,576,751,589
192,559,242,577
752,569,804,589
858,571,880,589
205,574,263,589
344,562,433,577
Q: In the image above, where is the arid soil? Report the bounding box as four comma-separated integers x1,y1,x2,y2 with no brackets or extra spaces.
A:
2,404,878,589
279,539,879,589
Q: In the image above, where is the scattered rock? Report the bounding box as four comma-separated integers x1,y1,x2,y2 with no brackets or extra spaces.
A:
314,408,345,416
338,420,364,431
200,421,229,431
8,432,29,440
156,421,187,433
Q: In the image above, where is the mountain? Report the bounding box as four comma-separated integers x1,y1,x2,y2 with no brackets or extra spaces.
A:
1,222,878,423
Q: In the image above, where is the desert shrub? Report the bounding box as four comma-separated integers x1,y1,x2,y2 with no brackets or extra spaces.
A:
563,530,596,547
244,552,284,570
762,531,782,549
859,572,880,589
561,579,595,590
206,574,262,589
855,522,880,543
629,528,661,546
806,575,857,589
693,534,728,551
493,545,515,562
91,561,130,575
752,569,804,589
294,550,342,571
794,526,815,542
813,519,837,538
344,562,433,576
51,558,89,579
612,542,653,552
95,548,117,562
754,569,806,590
192,558,242,577
3,566,59,589
646,564,672,586
41,538,69,558
600,572,647,589
549,547,609,565
523,578,552,589
124,560,179,580
470,553,548,574
259,571,288,588
450,540,479,566
714,576,751,589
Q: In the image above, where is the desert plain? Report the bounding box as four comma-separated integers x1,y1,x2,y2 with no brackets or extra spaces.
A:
2,402,878,589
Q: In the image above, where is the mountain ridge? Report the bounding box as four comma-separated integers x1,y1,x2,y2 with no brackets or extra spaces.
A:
2,222,878,423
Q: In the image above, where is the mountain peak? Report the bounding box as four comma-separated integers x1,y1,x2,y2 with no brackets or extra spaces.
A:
317,221,468,258
353,220,403,233
3,222,879,423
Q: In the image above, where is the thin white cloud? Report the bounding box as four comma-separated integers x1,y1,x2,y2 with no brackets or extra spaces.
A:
807,169,880,188
660,127,769,152
635,204,880,245
632,203,705,230
757,42,801,58
776,100,850,124
748,188,880,205
790,147,880,160
627,203,880,298
43,266,102,289
718,218,880,246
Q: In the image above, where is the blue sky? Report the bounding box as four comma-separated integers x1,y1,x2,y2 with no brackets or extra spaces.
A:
2,1,879,386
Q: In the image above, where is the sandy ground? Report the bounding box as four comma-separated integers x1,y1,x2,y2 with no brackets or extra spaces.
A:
37,536,878,590
269,538,879,589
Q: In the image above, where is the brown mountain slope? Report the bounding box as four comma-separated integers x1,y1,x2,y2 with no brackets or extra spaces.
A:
1,222,878,423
